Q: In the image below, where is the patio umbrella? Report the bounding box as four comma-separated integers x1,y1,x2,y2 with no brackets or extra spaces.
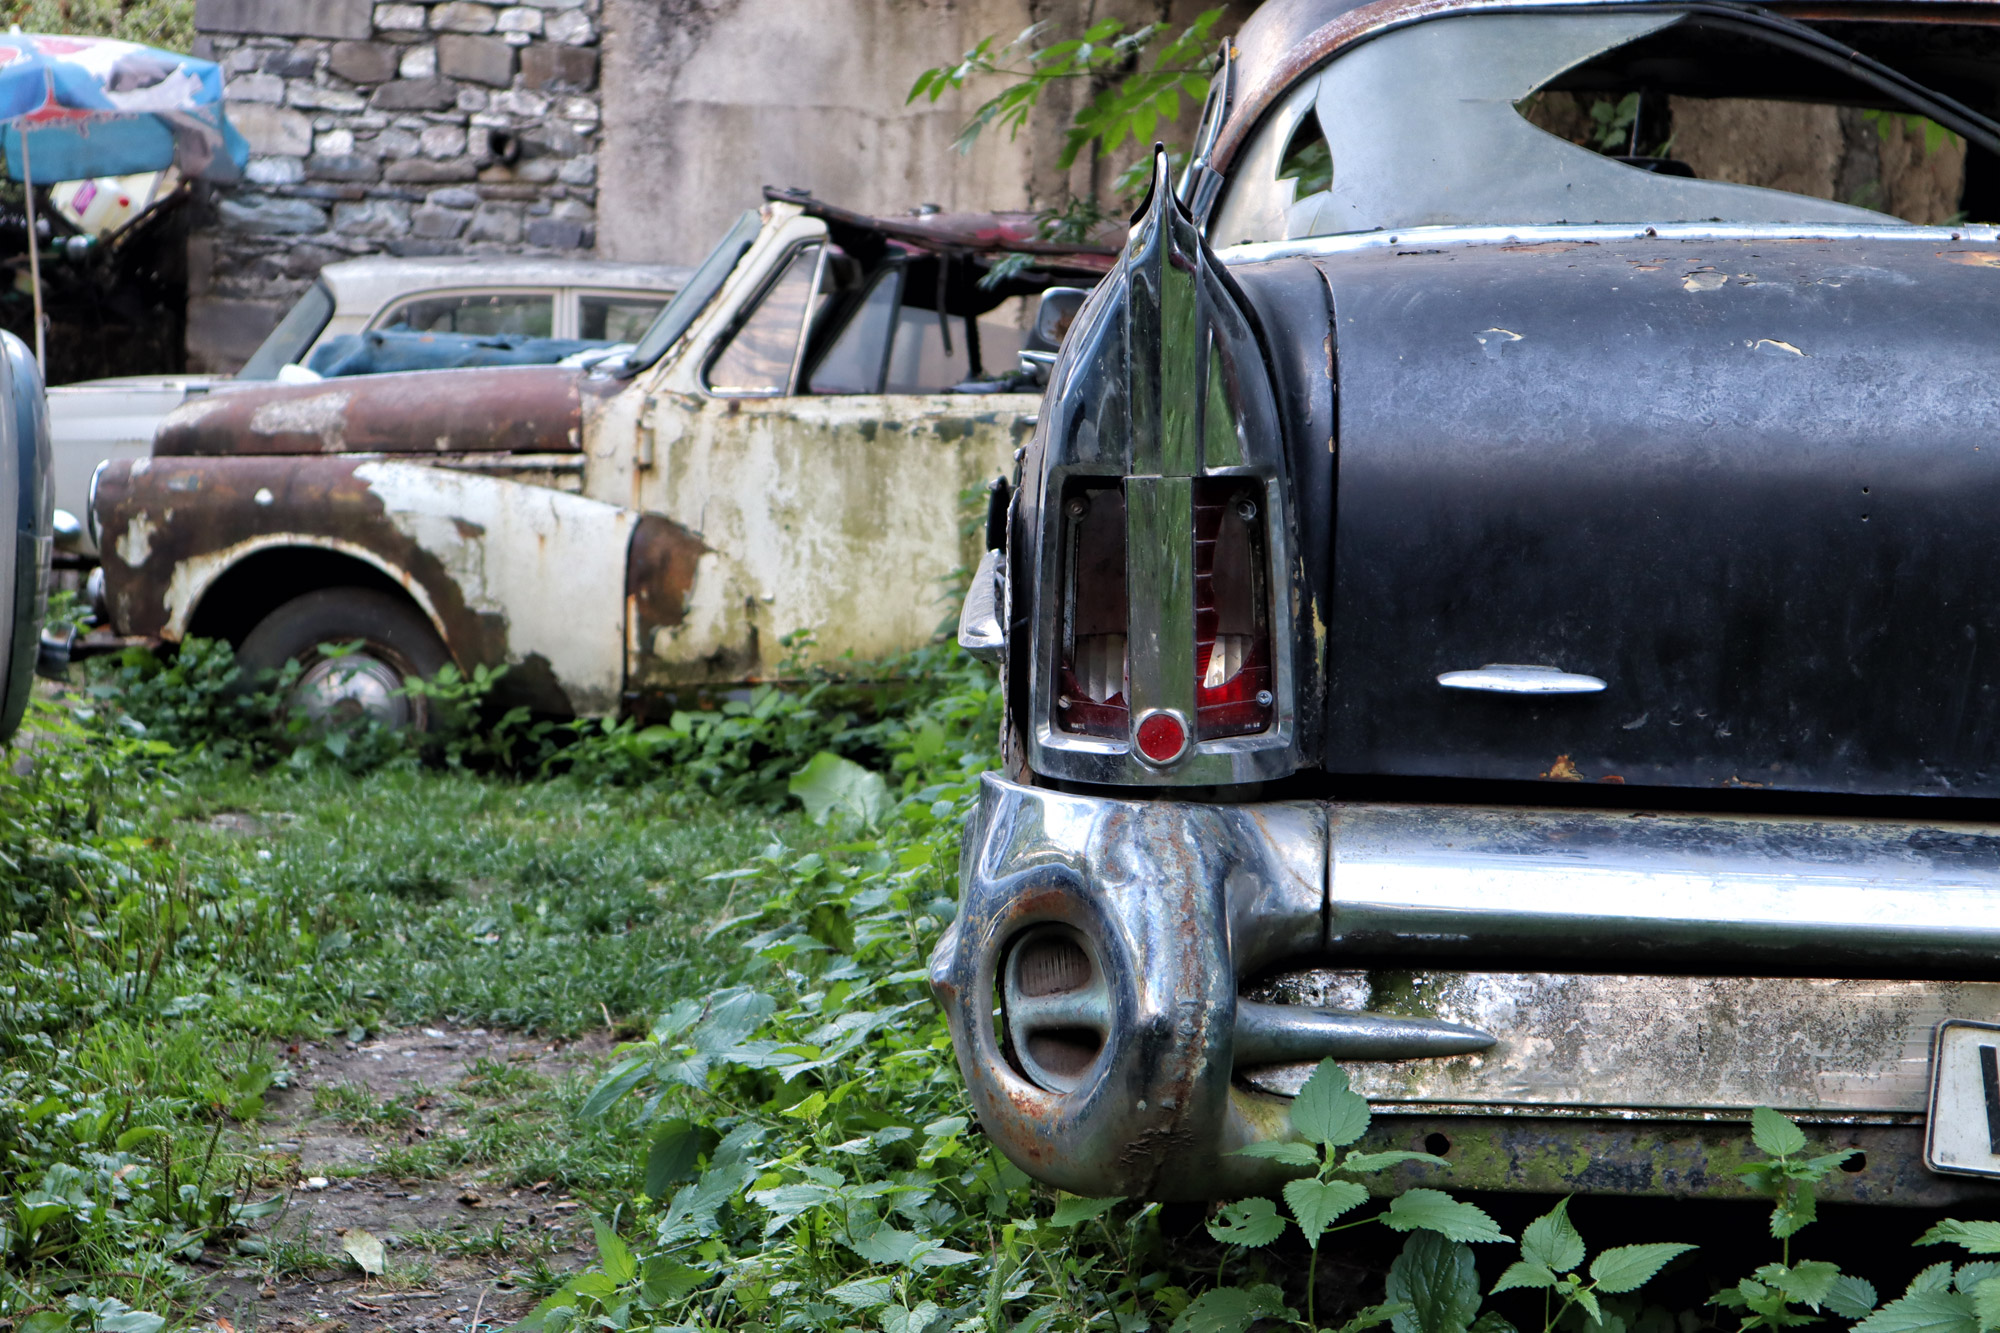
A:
0,30,247,369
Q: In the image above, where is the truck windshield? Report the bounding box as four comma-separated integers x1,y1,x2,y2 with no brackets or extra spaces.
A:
626,209,763,374
237,280,335,381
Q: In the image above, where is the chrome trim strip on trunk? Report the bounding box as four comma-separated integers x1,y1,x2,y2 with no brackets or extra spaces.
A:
1221,221,2000,266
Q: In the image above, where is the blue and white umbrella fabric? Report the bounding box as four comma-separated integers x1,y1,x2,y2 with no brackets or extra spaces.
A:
0,31,246,184
0,31,246,368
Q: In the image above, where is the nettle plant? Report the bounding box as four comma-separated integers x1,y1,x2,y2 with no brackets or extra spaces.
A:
1196,1063,1693,1333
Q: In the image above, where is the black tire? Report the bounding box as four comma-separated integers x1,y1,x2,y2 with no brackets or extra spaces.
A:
236,588,451,732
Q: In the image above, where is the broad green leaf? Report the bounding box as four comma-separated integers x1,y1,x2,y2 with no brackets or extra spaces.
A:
1343,1150,1452,1175
1854,1292,1982,1333
1958,1266,2000,1294
1048,1194,1122,1227
1341,1304,1417,1333
1770,1187,1816,1240
883,1300,945,1333
1924,1222,2000,1255
1915,1266,1962,1296
95,1314,165,1333
341,1226,386,1276
1235,1141,1319,1168
1207,1197,1287,1248
1386,1231,1482,1333
640,1255,708,1304
1750,1106,1808,1158
826,1276,896,1310
644,1119,708,1199
592,1216,636,1285
1827,1275,1882,1319
1520,1198,1585,1274
1972,1277,2000,1333
1290,1059,1371,1147
847,1224,937,1267
1170,1284,1290,1333
1489,1262,1558,1294
790,751,890,827
580,1055,651,1119
1284,1177,1369,1247
1384,1189,1510,1244
1590,1243,1698,1295
1574,1288,1605,1327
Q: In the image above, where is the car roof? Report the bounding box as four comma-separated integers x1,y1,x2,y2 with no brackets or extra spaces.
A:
1213,0,2000,180
318,256,694,314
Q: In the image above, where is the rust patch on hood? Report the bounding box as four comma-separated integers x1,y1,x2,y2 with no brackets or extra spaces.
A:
154,366,613,458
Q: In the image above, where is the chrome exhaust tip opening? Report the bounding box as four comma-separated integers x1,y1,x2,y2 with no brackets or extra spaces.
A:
1002,923,1112,1094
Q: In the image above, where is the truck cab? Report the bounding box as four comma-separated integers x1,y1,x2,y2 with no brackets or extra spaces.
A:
86,195,1112,723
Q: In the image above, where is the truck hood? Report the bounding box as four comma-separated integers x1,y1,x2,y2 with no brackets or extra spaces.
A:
151,364,612,457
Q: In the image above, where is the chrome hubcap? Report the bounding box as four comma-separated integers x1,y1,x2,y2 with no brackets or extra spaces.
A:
290,652,411,729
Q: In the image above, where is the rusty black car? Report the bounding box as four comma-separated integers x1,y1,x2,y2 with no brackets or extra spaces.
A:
935,0,2000,1207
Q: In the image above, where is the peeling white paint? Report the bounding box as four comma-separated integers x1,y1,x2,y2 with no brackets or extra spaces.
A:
250,389,352,451
609,391,1025,686
116,511,155,568
356,461,635,714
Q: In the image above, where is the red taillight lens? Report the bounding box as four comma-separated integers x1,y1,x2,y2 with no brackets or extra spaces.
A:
1193,478,1273,739
1056,483,1128,737
1134,710,1189,764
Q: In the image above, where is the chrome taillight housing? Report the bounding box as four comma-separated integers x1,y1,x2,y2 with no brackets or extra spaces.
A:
1023,150,1299,787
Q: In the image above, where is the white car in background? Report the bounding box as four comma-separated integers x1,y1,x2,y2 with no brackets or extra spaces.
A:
50,256,688,551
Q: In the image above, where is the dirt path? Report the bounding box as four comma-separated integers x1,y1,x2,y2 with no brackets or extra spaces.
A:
198,1025,616,1333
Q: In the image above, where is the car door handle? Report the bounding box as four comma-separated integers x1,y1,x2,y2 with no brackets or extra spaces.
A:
1437,663,1607,694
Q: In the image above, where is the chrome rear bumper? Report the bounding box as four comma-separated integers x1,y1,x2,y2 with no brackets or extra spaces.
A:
929,775,2000,1201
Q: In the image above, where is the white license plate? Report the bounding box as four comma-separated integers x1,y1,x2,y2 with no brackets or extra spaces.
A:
1926,1019,2000,1179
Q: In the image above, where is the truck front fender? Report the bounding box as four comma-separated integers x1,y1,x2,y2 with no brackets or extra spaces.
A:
94,454,636,715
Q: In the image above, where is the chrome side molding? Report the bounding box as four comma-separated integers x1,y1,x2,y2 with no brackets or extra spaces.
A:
1438,663,1607,693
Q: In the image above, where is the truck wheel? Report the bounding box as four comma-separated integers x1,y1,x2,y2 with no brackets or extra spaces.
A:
236,588,450,732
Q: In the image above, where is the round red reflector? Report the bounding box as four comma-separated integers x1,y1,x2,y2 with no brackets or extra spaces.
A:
1134,710,1189,765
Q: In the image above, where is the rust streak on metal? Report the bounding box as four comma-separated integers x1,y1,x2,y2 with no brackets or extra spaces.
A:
625,513,710,671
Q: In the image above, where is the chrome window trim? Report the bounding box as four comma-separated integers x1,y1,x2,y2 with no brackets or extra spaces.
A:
1222,220,2000,265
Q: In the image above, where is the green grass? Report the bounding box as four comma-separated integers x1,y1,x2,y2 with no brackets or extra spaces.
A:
0,704,826,1323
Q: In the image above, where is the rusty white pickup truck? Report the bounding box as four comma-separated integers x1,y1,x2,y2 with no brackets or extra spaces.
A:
85,194,1110,727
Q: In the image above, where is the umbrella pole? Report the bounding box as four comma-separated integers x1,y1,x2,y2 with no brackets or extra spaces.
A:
18,130,40,373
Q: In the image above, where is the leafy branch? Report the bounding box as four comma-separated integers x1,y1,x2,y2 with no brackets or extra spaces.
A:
908,8,1225,205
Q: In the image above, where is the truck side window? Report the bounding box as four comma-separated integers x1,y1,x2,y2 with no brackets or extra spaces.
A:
706,243,826,396
808,266,902,394
379,292,555,337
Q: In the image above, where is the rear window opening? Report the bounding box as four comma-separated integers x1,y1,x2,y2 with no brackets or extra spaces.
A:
1518,18,2000,226
1209,10,2000,244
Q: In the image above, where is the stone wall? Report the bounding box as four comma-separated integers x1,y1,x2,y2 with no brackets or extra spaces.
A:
186,0,605,369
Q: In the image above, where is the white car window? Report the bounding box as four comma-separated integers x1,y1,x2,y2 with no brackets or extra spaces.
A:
376,291,555,337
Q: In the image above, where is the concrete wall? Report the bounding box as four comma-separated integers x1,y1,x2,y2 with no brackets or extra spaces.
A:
596,0,1248,266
